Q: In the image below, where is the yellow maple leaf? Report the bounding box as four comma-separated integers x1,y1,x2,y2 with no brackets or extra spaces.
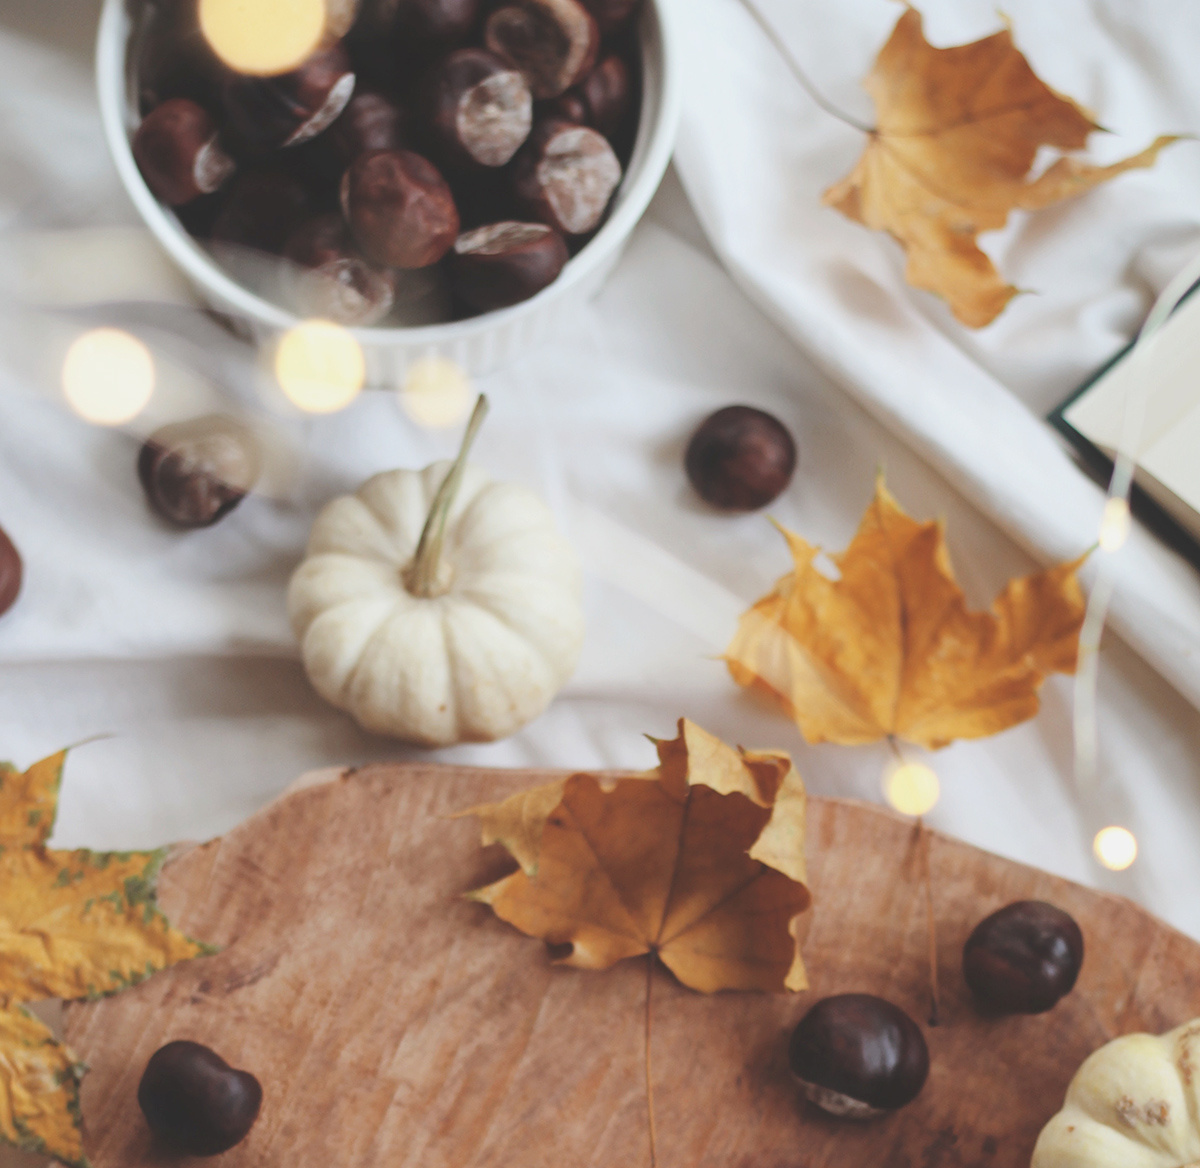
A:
0,752,211,1166
825,6,1181,327
467,719,811,994
726,478,1087,750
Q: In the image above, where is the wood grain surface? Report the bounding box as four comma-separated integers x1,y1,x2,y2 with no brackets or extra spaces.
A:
63,763,1200,1168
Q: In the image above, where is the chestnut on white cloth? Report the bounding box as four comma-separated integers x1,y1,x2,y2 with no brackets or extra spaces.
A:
2,0,1200,996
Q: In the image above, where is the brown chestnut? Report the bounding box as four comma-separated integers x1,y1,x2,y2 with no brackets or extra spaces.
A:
511,117,621,235
327,91,410,167
134,0,222,115
422,48,532,169
554,54,633,142
282,214,397,325
0,523,22,618
133,98,236,207
221,44,357,153
963,900,1084,1015
138,416,261,529
449,221,568,310
580,0,641,33
210,169,312,253
789,994,930,1119
138,1040,262,1156
485,0,599,99
685,405,796,511
360,0,481,57
341,148,459,267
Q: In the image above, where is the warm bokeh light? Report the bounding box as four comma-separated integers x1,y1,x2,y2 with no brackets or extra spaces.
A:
883,761,941,817
1099,497,1131,553
62,328,155,425
1094,825,1138,871
400,356,473,428
275,320,365,414
199,0,326,76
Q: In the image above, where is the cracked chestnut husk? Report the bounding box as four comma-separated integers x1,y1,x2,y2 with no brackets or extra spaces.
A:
282,214,398,325
789,994,930,1119
221,44,357,154
963,900,1084,1015
421,48,533,170
685,405,797,511
341,148,460,267
133,98,236,206
0,523,22,617
448,220,568,310
138,416,261,529
511,117,621,236
485,0,599,99
138,1040,263,1156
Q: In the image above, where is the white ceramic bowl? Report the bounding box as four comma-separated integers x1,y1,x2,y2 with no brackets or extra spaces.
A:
96,0,681,385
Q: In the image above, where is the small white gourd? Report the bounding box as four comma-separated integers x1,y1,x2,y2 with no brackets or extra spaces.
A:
1032,1018,1200,1168
288,397,584,746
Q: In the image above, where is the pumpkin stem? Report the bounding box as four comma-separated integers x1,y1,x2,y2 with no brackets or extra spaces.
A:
405,394,490,599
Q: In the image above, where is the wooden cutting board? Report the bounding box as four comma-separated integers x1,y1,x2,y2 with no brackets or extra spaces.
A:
63,763,1200,1168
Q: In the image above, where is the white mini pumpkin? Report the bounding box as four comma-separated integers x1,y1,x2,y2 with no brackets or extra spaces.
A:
288,399,584,746
1032,1018,1200,1168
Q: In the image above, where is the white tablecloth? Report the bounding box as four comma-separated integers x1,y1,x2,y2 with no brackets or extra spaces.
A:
2,0,1200,993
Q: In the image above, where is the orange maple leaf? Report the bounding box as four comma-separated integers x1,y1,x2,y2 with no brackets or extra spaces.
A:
726,477,1087,750
467,719,811,994
825,7,1181,327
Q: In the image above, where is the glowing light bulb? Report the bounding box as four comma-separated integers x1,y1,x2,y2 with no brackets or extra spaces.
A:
275,320,365,414
400,357,473,428
1099,497,1131,553
199,0,326,76
1094,825,1137,871
62,328,155,425
883,761,940,818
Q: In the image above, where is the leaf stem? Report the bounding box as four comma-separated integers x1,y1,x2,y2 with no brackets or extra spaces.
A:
735,0,875,134
645,952,659,1168
919,818,941,1027
405,395,489,599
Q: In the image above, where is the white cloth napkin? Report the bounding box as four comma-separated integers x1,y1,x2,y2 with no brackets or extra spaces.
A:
671,0,1200,709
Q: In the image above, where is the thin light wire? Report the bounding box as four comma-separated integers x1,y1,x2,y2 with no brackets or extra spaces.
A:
735,0,875,133
1073,251,1200,834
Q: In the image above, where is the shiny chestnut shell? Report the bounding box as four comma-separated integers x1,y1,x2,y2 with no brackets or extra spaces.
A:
138,1040,262,1156
0,523,22,617
789,994,930,1118
685,405,796,511
963,900,1084,1015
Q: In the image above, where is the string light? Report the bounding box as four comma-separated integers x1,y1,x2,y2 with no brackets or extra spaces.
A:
400,357,474,428
275,320,365,414
198,0,326,76
1098,497,1131,553
62,328,155,425
1094,826,1138,871
883,761,941,818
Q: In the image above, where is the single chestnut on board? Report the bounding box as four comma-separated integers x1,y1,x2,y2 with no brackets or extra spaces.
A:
685,405,797,511
448,221,568,310
138,1040,263,1156
484,0,599,99
132,98,236,206
963,900,1084,1015
341,148,460,267
789,994,930,1119
138,416,261,529
0,523,22,617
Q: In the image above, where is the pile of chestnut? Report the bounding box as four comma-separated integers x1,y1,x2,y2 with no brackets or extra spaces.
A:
790,900,1084,1120
131,0,643,325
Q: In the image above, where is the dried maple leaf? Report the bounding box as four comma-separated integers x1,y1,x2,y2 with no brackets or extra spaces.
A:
824,6,1181,327
0,752,211,1166
726,477,1087,749
468,719,811,993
